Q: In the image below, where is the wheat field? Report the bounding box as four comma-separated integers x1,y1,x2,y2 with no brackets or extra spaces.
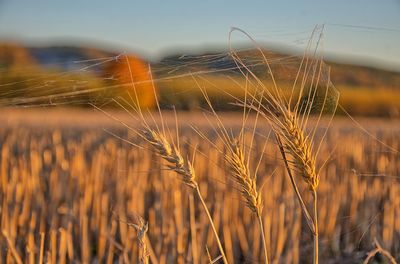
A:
0,108,398,263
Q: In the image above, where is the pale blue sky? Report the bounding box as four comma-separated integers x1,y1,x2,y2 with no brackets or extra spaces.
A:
0,0,399,70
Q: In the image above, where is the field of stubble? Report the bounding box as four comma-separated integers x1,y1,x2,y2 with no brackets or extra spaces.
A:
0,108,398,263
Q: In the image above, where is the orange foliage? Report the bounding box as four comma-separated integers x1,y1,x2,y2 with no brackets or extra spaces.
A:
0,42,38,69
104,55,156,109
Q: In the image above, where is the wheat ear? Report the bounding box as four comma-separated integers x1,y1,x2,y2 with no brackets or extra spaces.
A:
195,82,269,263
143,128,197,188
280,112,318,191
225,138,268,264
142,127,228,264
227,27,324,263
226,139,263,216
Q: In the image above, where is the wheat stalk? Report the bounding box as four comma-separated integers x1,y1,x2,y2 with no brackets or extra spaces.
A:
133,217,149,264
194,80,270,263
276,111,320,263
227,27,338,264
363,238,397,264
142,127,228,264
225,138,269,264
244,87,321,264
106,61,229,263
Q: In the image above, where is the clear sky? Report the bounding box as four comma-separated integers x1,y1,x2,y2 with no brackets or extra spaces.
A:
0,0,399,70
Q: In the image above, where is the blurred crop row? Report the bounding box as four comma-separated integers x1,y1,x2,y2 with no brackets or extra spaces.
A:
0,112,398,263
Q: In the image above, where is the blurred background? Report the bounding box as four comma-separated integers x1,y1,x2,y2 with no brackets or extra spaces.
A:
0,0,399,116
0,2,399,263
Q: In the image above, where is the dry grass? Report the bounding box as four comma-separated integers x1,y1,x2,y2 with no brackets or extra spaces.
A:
0,109,398,263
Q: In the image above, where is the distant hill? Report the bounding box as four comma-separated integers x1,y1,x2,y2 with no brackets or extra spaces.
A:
154,49,400,116
1,42,398,89
0,42,399,116
327,61,400,89
0,43,155,108
28,46,114,72
156,50,400,90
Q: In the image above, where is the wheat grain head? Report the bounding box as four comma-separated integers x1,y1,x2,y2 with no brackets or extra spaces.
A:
225,138,263,216
279,111,318,191
143,128,197,188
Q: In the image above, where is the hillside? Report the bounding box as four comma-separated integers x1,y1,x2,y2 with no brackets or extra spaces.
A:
0,42,399,116
156,50,400,90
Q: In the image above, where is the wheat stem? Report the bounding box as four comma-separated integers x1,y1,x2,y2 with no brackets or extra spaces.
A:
143,127,227,263
2,230,23,264
275,134,315,233
224,138,268,263
189,194,199,264
257,214,269,264
136,219,149,264
312,190,319,264
275,127,319,264
195,186,228,264
363,238,397,264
